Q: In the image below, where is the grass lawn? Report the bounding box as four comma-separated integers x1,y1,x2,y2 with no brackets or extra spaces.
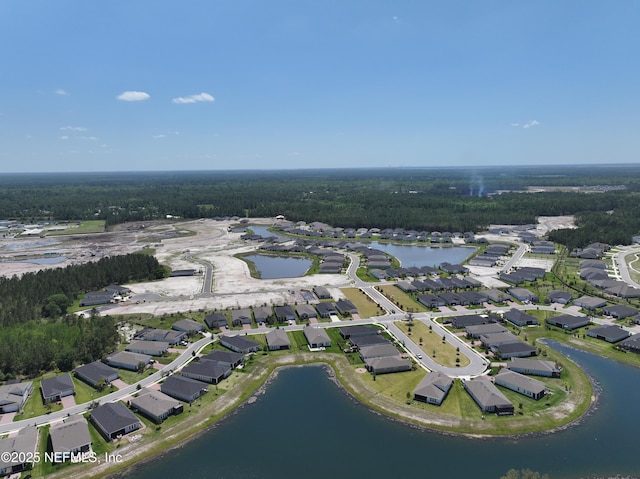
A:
356,267,380,282
340,287,385,318
73,377,115,404
377,285,428,313
45,220,106,235
395,321,470,368
117,368,155,385
14,378,63,420
358,366,426,401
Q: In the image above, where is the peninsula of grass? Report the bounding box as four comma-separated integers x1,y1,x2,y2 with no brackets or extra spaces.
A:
395,320,470,368
377,284,428,312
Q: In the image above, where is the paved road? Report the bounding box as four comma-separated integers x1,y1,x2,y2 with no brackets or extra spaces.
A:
502,243,527,273
612,246,640,288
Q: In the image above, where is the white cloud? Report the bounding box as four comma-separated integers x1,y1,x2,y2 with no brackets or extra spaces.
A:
60,126,87,132
79,136,98,141
117,91,150,101
523,120,540,129
56,89,69,96
152,134,167,139
510,122,520,127
392,16,400,23
59,135,69,140
172,92,215,104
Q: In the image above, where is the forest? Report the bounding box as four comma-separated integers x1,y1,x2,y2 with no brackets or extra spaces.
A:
0,165,639,249
0,253,164,377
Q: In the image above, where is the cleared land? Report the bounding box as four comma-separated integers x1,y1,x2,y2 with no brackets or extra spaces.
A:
395,321,470,368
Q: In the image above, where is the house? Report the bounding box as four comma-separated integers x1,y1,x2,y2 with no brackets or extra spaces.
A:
220,335,261,354
413,372,453,405
201,350,245,369
74,361,119,388
79,290,115,307
129,389,184,423
440,262,468,274
104,284,131,295
335,300,358,316
274,305,296,323
463,377,514,415
105,351,153,371
359,344,400,361
90,402,141,441
313,286,331,299
417,294,446,309
449,314,494,329
181,359,232,384
41,373,75,403
547,290,572,304
573,296,607,310
480,289,512,303
232,309,253,327
303,326,332,348
161,375,208,403
508,288,538,303
458,291,486,305
504,309,539,327
125,340,170,356
439,292,469,306
507,358,562,378
136,328,185,344
339,325,379,339
253,306,273,325
350,335,390,349
315,302,336,318
0,381,32,414
546,315,590,330
480,332,520,348
365,356,412,375
266,329,291,350
170,269,197,276
0,426,38,475
495,369,546,400
172,318,204,333
295,304,317,320
602,305,639,319
586,324,630,343
465,324,507,339
49,415,92,459
618,334,640,354
205,313,228,329
492,341,537,359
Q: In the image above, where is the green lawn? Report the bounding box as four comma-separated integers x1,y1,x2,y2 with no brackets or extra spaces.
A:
396,321,470,368
14,378,63,420
340,287,385,318
358,366,426,400
377,285,428,313
73,377,115,404
45,220,105,235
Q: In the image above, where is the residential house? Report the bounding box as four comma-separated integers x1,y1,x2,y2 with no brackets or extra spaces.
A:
507,358,561,378
49,415,92,459
220,335,261,354
465,324,507,339
74,361,119,388
480,332,520,348
79,291,115,307
201,350,245,369
417,294,446,309
205,313,228,330
136,328,185,344
172,318,205,333
618,334,640,354
339,325,379,339
602,305,639,319
573,296,607,310
495,369,546,400
0,381,32,414
232,309,253,327
365,356,412,375
303,326,332,348
359,344,400,361
105,351,153,371
295,304,317,321
41,373,75,403
413,372,453,405
480,289,512,303
160,375,208,403
508,288,538,303
313,286,331,299
504,309,539,327
335,300,358,316
587,324,630,343
463,377,514,415
492,341,537,359
546,315,590,330
181,359,232,384
90,402,141,441
315,302,337,318
266,329,291,350
125,340,170,356
547,290,572,304
449,314,495,329
274,305,296,323
0,426,38,476
253,306,273,325
129,389,184,424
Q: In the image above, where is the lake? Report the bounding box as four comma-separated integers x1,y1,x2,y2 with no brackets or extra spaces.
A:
127,342,640,479
366,241,476,267
243,254,313,279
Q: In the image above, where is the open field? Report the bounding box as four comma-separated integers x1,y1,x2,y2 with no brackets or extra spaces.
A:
377,285,428,312
395,321,470,368
340,287,385,318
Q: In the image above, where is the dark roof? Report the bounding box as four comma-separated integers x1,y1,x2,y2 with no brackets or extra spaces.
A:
205,313,228,329
546,314,590,330
161,374,208,399
339,325,379,338
220,335,260,351
90,402,140,437
201,350,244,365
74,361,118,384
41,373,74,399
494,342,537,355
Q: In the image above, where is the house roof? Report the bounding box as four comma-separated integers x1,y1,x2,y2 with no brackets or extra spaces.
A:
105,351,152,369
465,323,507,337
339,325,378,337
495,369,546,395
464,377,513,410
172,318,204,332
359,344,400,359
74,361,118,384
573,295,607,309
205,313,228,328
266,329,291,348
90,402,140,436
602,304,639,318
41,373,75,399
303,326,331,345
365,356,411,373
49,415,91,454
253,306,273,321
201,350,244,365
507,358,561,376
220,334,260,352
161,375,208,400
414,372,453,401
130,389,182,418
125,340,170,355
181,359,231,380
494,342,537,355
504,308,539,325
587,324,630,342
0,381,32,409
0,426,38,468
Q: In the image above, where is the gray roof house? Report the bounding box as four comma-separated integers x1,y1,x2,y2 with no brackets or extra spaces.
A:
547,290,573,304
508,288,538,303
449,314,495,329
480,289,513,303
296,304,317,320
463,377,514,415
413,372,453,405
480,332,520,348
0,381,33,414
129,389,184,424
587,324,631,343
266,329,291,350
136,328,185,344
495,369,546,400
125,340,170,356
79,291,115,307
573,295,607,310
546,315,590,330
74,361,119,388
313,286,331,299
161,375,209,403
232,309,253,327
220,335,261,354
274,305,296,322
205,313,229,329
365,356,412,375
303,326,331,348
0,426,38,476
172,318,205,333
49,415,92,459
359,344,400,361
90,402,141,441
315,302,338,318
504,309,539,327
41,373,75,403
618,334,640,354
492,341,537,359
335,300,358,316
417,294,446,308
339,325,379,339
466,323,507,339
507,358,562,378
181,359,232,384
105,351,153,371
350,335,390,349
253,306,273,325
201,350,245,369
602,305,639,319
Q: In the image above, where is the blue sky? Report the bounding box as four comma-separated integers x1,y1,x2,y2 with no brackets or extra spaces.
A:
0,1,638,172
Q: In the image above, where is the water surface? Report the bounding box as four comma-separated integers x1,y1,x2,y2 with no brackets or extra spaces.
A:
244,254,312,279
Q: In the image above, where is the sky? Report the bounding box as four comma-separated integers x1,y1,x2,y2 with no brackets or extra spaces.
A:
0,0,639,173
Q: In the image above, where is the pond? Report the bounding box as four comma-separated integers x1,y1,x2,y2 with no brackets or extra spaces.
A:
243,254,313,279
366,242,476,267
